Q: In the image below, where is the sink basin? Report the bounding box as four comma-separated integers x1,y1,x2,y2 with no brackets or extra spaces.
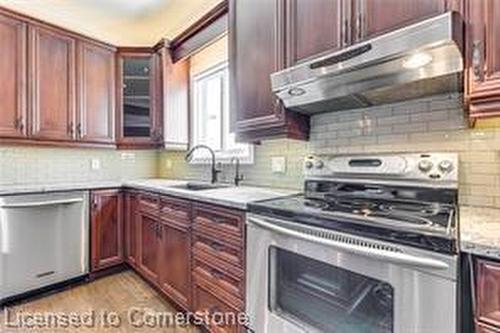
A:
170,182,231,191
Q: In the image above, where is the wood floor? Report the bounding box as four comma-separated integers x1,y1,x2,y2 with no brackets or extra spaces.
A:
0,271,201,333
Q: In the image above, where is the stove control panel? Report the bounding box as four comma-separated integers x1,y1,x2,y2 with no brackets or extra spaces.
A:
304,153,458,184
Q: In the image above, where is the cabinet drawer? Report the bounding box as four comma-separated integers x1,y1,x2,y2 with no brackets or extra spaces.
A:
193,204,244,244
476,322,500,333
193,233,244,272
193,259,244,300
159,196,190,225
477,259,500,328
138,192,159,213
193,285,242,333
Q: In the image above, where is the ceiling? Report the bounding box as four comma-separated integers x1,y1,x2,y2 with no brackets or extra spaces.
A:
0,0,223,46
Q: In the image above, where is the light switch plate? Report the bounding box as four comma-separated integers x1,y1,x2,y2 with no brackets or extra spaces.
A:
271,156,286,173
90,158,101,171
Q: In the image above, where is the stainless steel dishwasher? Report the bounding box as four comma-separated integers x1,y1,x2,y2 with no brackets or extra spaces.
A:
0,191,89,302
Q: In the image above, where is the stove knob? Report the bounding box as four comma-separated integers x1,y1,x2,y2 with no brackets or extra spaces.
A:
438,160,454,173
305,161,314,169
315,160,324,169
418,159,433,173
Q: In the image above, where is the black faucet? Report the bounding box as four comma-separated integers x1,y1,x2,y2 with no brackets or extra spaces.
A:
185,144,221,184
231,157,244,186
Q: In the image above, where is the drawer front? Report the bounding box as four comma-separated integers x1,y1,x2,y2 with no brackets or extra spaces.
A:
159,196,190,225
193,204,244,244
477,259,500,328
193,259,244,300
138,192,160,213
193,285,242,333
476,322,500,333
193,233,244,272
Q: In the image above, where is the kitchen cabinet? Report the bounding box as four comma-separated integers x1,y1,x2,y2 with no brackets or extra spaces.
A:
29,24,76,141
0,11,27,139
466,0,500,119
229,0,310,142
354,0,449,42
476,259,500,329
90,190,124,272
77,41,116,144
138,211,161,283
476,323,500,333
124,191,139,268
116,49,163,149
286,0,348,66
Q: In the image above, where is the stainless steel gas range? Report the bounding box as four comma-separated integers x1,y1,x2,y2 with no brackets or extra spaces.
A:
246,153,459,333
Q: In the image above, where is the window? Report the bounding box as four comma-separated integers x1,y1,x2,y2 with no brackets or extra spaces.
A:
189,37,253,164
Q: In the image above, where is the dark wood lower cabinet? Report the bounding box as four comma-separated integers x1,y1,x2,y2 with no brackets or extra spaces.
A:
476,259,500,330
138,211,161,283
121,190,246,332
90,189,124,272
159,220,191,310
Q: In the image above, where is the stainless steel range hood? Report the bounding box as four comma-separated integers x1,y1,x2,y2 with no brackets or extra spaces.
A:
271,12,463,114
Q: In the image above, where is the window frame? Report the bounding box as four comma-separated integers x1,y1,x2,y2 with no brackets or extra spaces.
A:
189,61,253,164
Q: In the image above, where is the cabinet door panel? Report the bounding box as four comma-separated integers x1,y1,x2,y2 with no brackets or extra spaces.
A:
287,0,346,65
467,0,500,118
357,0,447,41
91,190,123,272
159,222,191,309
30,25,76,141
230,0,286,130
124,191,139,267
477,259,500,328
0,12,27,138
77,42,115,143
139,213,160,283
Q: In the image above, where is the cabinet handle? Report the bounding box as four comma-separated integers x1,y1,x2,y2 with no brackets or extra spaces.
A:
212,217,227,224
210,241,225,252
76,123,82,139
68,122,74,136
343,20,349,45
14,116,24,132
472,40,483,82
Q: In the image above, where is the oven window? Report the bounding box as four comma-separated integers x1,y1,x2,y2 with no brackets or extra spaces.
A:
269,247,393,333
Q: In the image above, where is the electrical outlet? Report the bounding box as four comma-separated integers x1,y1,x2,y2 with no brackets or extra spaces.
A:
271,156,286,173
90,158,101,171
120,152,136,161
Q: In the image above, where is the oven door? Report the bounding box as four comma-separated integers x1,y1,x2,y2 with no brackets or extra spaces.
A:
246,214,458,333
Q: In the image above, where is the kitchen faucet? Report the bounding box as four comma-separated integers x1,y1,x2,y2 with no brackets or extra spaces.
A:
185,144,221,184
231,157,244,186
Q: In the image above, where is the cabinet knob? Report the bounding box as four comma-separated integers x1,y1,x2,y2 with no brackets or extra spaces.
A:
343,19,349,45
472,40,483,82
356,12,363,41
76,123,82,139
68,122,74,136
14,116,24,133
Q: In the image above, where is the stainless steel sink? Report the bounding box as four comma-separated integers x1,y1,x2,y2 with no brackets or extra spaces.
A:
170,182,231,191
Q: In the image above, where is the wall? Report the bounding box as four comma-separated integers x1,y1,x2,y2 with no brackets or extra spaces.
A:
0,147,158,186
159,93,500,209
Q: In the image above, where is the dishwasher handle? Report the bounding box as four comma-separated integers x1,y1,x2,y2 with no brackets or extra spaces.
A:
248,216,450,270
0,198,84,209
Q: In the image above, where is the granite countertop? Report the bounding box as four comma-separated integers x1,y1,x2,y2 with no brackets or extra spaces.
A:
460,205,500,260
123,179,298,210
0,179,298,210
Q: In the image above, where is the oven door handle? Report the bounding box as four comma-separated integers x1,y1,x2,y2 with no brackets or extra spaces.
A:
248,216,449,270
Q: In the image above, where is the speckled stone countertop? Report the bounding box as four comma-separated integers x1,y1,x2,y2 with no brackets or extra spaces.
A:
0,179,298,210
460,205,500,260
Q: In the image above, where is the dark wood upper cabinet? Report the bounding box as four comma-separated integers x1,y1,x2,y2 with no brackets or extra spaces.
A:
229,0,309,142
286,0,348,66
0,11,27,138
77,41,116,144
354,0,448,42
116,49,163,149
29,24,76,141
90,189,124,272
466,0,500,119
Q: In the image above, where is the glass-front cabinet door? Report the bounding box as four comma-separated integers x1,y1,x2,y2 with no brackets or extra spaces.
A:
117,50,161,148
269,247,394,333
